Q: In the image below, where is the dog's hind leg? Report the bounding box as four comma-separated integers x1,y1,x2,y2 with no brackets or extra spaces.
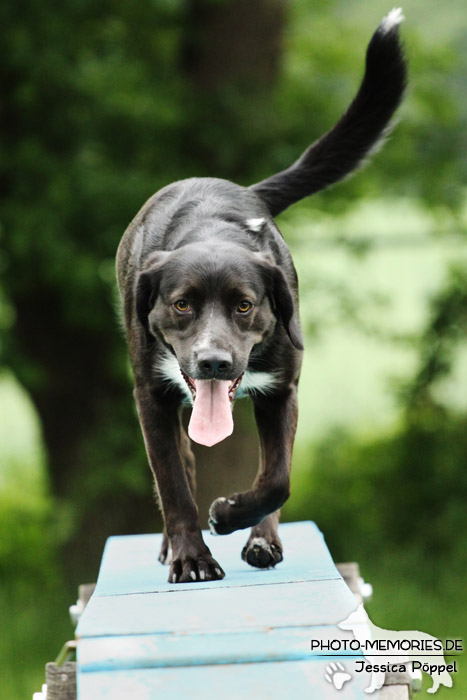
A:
242,511,283,568
159,425,197,565
209,386,297,535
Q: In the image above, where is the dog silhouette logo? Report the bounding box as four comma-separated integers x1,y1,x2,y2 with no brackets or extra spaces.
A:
337,604,454,694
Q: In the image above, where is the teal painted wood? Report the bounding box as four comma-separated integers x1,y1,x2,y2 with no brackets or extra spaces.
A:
83,520,340,598
77,522,373,699
78,578,354,638
78,660,376,700
79,627,361,673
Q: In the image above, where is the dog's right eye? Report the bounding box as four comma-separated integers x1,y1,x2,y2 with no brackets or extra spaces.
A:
237,301,253,313
174,300,190,312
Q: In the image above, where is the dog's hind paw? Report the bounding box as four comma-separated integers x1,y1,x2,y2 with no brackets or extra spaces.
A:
242,536,283,569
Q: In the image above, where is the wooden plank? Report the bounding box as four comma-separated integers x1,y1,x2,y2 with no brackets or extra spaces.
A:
379,686,410,700
78,584,96,608
384,670,413,687
76,522,412,700
78,659,381,700
77,577,356,639
45,662,76,700
336,562,363,601
86,521,339,598
79,626,365,672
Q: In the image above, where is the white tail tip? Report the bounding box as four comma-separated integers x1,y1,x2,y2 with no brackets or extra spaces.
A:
380,7,405,34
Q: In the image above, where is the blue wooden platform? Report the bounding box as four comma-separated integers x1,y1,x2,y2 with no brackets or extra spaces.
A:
76,521,378,698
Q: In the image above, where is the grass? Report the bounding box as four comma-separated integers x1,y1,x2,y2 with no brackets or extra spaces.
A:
0,373,72,699
0,581,72,699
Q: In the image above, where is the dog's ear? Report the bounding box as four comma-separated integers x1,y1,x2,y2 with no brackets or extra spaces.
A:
259,261,304,351
135,253,170,338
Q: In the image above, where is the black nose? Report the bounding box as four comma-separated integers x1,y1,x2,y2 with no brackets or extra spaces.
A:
197,351,233,379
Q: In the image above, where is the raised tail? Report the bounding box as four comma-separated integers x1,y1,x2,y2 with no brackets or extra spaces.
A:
250,8,407,217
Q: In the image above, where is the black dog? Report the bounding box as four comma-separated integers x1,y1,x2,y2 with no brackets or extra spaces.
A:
116,10,407,583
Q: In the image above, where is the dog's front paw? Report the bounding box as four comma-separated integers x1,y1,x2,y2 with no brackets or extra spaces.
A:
209,494,262,535
208,497,230,535
241,537,283,568
168,553,224,584
168,535,225,584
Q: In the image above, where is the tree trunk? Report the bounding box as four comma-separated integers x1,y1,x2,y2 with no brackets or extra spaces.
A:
10,286,159,586
182,0,286,90
1,0,287,588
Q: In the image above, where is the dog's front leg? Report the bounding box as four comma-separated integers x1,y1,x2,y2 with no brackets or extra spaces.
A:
158,426,196,566
134,384,224,582
209,386,297,535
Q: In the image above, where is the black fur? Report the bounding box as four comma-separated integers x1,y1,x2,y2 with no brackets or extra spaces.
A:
116,16,407,583
251,19,407,215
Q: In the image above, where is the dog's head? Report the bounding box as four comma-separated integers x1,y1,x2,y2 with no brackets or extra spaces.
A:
136,241,303,373
135,240,302,445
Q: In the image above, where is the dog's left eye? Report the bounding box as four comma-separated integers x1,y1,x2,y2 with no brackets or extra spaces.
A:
174,300,190,312
237,301,253,313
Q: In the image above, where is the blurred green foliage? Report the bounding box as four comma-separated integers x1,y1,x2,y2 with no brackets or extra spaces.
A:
1,0,467,697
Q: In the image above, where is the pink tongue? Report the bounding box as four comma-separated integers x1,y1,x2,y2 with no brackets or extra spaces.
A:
188,379,233,447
